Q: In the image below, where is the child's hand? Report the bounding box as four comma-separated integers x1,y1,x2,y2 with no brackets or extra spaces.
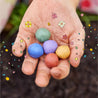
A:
12,0,85,87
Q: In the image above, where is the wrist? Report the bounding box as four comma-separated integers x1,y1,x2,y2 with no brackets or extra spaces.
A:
58,0,79,10
70,0,80,9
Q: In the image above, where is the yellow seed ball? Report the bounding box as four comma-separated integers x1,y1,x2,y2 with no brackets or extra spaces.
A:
56,45,70,59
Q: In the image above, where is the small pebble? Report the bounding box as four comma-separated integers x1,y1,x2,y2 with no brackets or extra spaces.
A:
35,28,51,42
56,45,70,59
45,53,59,68
28,43,44,58
43,40,58,54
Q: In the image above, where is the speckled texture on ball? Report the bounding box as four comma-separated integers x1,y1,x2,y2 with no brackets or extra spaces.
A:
28,43,44,58
35,28,51,42
45,53,59,68
43,40,58,54
56,45,70,59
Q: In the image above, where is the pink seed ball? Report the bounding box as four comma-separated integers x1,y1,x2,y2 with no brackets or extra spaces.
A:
45,53,59,68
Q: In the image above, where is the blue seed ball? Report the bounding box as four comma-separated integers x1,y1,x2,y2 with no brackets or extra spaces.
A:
43,40,58,54
35,28,51,42
28,43,44,58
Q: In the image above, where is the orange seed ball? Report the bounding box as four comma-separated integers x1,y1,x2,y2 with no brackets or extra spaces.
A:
45,53,59,68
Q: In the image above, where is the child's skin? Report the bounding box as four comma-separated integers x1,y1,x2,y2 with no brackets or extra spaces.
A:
12,0,85,87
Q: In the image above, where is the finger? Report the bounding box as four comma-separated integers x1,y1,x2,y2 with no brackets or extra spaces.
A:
12,20,36,57
12,36,26,57
12,2,39,57
12,30,35,57
35,57,51,87
50,60,70,80
69,28,85,67
12,15,38,56
22,52,38,75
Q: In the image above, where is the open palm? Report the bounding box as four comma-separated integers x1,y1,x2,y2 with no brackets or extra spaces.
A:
12,0,85,87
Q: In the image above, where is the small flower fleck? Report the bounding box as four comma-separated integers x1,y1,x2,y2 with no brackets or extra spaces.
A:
93,57,96,59
2,41,5,44
88,24,91,27
75,57,78,61
75,46,78,49
70,41,74,45
48,22,51,26
83,48,85,51
27,37,30,40
52,13,57,19
5,77,10,81
20,39,23,43
84,55,87,58
88,36,90,38
20,51,23,53
1,51,3,53
63,34,67,40
18,65,20,68
13,49,15,52
81,13,84,17
11,42,14,46
78,33,80,35
78,39,80,41
24,55,27,58
20,45,22,47
5,49,8,52
25,21,32,28
58,21,65,28
82,39,85,41
68,60,70,63
90,48,93,51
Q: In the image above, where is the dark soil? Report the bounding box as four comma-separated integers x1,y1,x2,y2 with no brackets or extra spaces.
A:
0,21,98,98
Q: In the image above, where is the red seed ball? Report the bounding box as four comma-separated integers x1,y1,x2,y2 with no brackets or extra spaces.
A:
45,53,59,68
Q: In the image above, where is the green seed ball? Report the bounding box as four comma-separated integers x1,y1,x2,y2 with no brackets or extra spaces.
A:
35,28,51,42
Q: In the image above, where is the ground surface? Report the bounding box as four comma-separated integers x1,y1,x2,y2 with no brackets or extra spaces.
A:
0,21,98,98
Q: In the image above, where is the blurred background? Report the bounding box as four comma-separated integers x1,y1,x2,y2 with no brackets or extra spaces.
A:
0,0,98,98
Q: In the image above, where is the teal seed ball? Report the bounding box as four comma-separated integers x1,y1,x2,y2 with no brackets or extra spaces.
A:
35,28,51,42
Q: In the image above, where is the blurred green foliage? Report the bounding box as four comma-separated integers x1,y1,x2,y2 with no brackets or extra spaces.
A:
77,9,98,26
9,3,28,33
3,3,27,43
0,3,27,48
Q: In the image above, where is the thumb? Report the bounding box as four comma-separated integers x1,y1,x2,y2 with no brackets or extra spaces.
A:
69,27,85,67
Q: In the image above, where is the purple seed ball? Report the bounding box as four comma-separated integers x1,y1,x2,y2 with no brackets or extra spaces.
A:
43,40,58,54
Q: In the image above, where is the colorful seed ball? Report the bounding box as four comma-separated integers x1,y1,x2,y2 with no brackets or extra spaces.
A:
35,28,51,42
56,45,70,59
45,53,59,68
28,43,44,58
43,40,58,54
